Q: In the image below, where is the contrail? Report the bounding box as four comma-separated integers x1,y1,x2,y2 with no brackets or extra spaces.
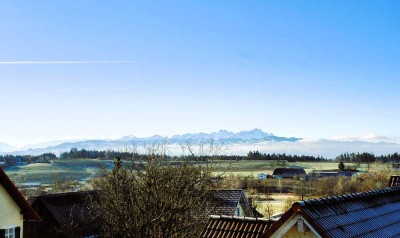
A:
0,60,140,65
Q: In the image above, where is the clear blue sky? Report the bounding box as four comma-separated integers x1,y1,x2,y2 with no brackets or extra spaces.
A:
1,1,400,146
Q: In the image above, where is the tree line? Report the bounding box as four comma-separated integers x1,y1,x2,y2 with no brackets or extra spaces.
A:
59,148,327,162
246,150,327,162
0,153,56,168
2,149,400,169
59,148,241,161
59,148,135,160
335,152,400,163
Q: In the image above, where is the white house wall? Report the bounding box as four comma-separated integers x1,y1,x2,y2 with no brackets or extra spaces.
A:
270,214,321,238
0,185,24,237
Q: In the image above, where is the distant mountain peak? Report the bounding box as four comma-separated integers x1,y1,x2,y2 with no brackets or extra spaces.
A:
234,129,274,139
0,129,301,155
0,142,16,152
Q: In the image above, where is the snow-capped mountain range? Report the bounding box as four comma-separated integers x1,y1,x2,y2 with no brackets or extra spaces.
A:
0,129,300,155
1,129,399,158
0,142,16,152
120,129,298,143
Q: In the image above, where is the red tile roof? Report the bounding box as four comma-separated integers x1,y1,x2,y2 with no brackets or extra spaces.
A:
200,215,272,238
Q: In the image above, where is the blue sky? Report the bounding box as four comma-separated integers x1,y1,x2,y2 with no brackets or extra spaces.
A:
1,1,400,146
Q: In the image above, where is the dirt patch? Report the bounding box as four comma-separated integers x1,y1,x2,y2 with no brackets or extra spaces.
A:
253,193,300,216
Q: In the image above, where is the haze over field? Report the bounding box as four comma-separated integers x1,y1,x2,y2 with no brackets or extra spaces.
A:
0,129,399,158
1,1,399,156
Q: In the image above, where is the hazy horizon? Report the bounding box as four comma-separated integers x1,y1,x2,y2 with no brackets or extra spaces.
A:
1,128,399,159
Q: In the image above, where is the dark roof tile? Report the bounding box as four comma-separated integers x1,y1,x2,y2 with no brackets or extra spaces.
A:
32,190,98,230
272,168,306,176
207,189,254,217
301,187,400,237
263,186,400,237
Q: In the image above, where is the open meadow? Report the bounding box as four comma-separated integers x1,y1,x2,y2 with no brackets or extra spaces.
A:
4,159,374,184
6,159,113,184
5,158,392,218
212,160,363,176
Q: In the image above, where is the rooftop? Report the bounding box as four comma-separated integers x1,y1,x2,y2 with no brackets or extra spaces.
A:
264,186,400,237
272,168,306,175
200,215,271,238
30,190,98,228
207,189,254,217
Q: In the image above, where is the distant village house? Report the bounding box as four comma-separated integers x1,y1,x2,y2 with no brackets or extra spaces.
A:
272,168,306,179
257,173,268,180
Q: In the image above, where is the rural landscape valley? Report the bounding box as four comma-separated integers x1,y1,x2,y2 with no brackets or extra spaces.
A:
2,1,400,237
2,143,395,217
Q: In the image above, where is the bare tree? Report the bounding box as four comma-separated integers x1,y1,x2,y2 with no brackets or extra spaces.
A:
89,141,225,238
56,205,79,238
262,193,275,222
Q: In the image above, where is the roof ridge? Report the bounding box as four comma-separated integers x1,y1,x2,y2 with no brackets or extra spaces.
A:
296,187,400,207
211,189,243,191
37,190,98,198
0,167,41,220
209,215,270,222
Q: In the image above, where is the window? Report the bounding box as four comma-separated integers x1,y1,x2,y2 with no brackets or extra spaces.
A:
5,227,15,238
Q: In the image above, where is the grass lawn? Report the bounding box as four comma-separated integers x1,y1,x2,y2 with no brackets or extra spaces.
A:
5,159,366,184
6,159,113,184
253,193,299,216
212,160,357,176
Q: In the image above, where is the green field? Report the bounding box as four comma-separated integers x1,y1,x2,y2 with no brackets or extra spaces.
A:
6,159,113,184
212,160,355,177
5,159,366,184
